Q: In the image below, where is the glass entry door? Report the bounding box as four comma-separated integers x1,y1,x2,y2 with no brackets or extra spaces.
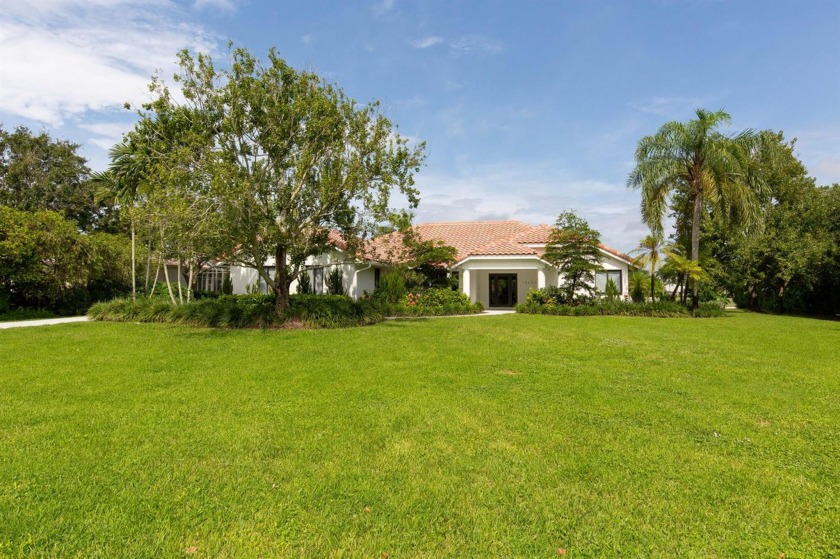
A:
489,274,518,307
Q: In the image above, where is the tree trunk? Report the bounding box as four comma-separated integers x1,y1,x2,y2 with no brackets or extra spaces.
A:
144,237,152,294
690,189,703,312
650,272,656,303
130,216,136,303
273,244,291,315
149,255,161,299
176,260,184,304
671,273,681,301
749,285,759,311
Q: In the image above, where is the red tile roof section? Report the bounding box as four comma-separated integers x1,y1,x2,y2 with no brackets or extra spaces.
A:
360,220,632,264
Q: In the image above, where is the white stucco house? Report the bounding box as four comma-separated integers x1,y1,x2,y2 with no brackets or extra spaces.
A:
221,220,633,308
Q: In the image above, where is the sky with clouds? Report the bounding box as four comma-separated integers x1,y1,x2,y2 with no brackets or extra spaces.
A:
1,0,838,251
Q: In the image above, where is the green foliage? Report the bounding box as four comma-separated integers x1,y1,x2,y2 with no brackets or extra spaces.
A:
88,293,383,329
374,269,407,304
543,211,602,302
135,45,426,312
629,272,646,303
628,109,766,309
0,308,56,322
0,206,134,314
516,299,724,318
604,278,620,301
382,287,483,316
516,293,724,317
326,267,345,296
221,275,233,295
524,286,568,307
0,126,113,231
297,271,312,294
707,132,840,315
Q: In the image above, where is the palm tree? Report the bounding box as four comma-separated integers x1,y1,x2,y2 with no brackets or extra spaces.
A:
627,109,765,310
630,234,665,302
91,140,147,302
660,247,709,303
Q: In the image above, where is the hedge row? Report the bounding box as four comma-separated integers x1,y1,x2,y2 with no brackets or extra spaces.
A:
516,299,725,318
88,294,383,329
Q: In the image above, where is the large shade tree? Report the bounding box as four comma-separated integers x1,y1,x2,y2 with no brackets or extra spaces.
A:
627,109,765,310
136,46,425,314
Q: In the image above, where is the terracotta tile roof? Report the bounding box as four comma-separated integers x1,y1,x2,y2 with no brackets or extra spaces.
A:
362,220,632,265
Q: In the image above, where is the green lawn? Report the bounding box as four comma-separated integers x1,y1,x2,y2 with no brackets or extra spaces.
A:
1,313,838,557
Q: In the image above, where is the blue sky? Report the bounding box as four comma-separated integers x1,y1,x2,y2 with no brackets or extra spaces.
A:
1,0,838,251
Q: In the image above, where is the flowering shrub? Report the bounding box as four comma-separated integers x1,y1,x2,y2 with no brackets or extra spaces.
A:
381,288,483,316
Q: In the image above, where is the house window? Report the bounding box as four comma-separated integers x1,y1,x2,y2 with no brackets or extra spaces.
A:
196,266,229,292
313,267,324,294
595,270,622,293
374,268,381,289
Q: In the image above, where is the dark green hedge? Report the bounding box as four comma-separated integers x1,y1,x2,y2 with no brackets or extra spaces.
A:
516,299,725,318
88,294,383,329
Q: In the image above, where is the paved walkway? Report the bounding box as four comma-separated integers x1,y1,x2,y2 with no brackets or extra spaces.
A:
386,309,515,319
0,316,89,330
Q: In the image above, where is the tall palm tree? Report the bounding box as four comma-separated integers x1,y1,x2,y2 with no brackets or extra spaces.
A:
91,140,147,302
627,109,765,310
630,234,665,302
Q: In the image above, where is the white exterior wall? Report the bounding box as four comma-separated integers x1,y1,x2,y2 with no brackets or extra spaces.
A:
229,249,379,299
455,251,632,306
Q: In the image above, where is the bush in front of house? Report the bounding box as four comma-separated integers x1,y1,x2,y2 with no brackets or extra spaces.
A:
377,287,484,316
516,290,725,318
88,293,384,328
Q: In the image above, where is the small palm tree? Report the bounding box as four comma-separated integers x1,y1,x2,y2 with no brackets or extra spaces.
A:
661,247,709,304
630,234,665,302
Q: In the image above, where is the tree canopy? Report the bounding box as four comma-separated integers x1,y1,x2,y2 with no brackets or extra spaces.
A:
543,210,602,302
627,109,766,310
0,126,114,231
133,46,425,313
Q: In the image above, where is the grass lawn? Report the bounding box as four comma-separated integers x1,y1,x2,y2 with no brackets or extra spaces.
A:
0,312,838,557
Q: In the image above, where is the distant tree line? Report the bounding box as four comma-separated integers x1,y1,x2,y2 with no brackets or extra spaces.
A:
1,126,134,315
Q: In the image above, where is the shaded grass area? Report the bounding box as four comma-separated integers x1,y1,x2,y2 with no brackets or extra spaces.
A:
0,312,838,557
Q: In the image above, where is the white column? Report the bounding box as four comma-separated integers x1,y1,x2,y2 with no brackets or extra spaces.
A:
462,269,471,300
537,267,547,289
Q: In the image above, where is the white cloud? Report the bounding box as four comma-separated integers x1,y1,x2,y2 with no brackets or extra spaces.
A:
449,34,505,56
193,0,235,11
372,0,395,16
302,33,316,45
410,36,444,49
0,0,220,126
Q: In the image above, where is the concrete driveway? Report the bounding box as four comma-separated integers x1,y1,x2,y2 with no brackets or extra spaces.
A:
0,316,89,329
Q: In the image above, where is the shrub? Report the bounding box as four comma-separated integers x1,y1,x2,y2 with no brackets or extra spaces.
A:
375,270,407,304
516,298,723,318
381,288,483,316
297,272,312,294
0,308,56,322
88,293,383,329
604,278,620,302
326,267,345,295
